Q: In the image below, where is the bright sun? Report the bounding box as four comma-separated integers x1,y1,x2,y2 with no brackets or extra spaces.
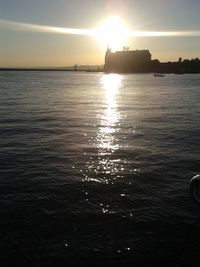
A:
95,16,130,50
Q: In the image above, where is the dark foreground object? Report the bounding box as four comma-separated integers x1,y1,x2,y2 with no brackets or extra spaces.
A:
190,175,200,204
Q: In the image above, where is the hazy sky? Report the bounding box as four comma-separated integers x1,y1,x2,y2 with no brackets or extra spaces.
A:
0,0,200,67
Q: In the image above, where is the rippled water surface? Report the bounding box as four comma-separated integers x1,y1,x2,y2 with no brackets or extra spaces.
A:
0,71,200,266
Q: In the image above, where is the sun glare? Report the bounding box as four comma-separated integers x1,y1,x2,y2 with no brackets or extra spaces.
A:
95,16,130,50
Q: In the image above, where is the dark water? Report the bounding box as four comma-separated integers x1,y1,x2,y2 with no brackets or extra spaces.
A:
0,71,200,266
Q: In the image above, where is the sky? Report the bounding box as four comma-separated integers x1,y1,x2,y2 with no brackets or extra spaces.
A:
0,0,200,67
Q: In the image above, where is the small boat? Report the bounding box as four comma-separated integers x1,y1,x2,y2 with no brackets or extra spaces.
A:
153,73,165,77
174,72,184,75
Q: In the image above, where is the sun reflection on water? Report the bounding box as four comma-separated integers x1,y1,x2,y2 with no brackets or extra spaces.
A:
97,74,122,155
83,74,124,185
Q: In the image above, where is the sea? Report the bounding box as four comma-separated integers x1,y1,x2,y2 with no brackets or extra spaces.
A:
0,71,200,266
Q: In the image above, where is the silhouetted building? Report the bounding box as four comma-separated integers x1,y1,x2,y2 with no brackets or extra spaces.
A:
105,48,152,73
104,48,200,73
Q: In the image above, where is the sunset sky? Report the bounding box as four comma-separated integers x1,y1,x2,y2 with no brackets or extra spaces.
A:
0,0,200,67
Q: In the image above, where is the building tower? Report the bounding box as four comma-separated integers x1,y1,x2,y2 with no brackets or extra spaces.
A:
104,46,111,73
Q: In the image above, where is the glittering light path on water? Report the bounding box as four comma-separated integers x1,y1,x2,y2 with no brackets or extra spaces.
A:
83,74,123,184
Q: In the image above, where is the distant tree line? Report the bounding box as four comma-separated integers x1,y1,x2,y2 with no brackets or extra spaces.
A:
151,57,200,74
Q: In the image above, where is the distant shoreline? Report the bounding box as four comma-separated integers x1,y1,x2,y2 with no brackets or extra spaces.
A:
0,68,88,72
1,68,200,74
